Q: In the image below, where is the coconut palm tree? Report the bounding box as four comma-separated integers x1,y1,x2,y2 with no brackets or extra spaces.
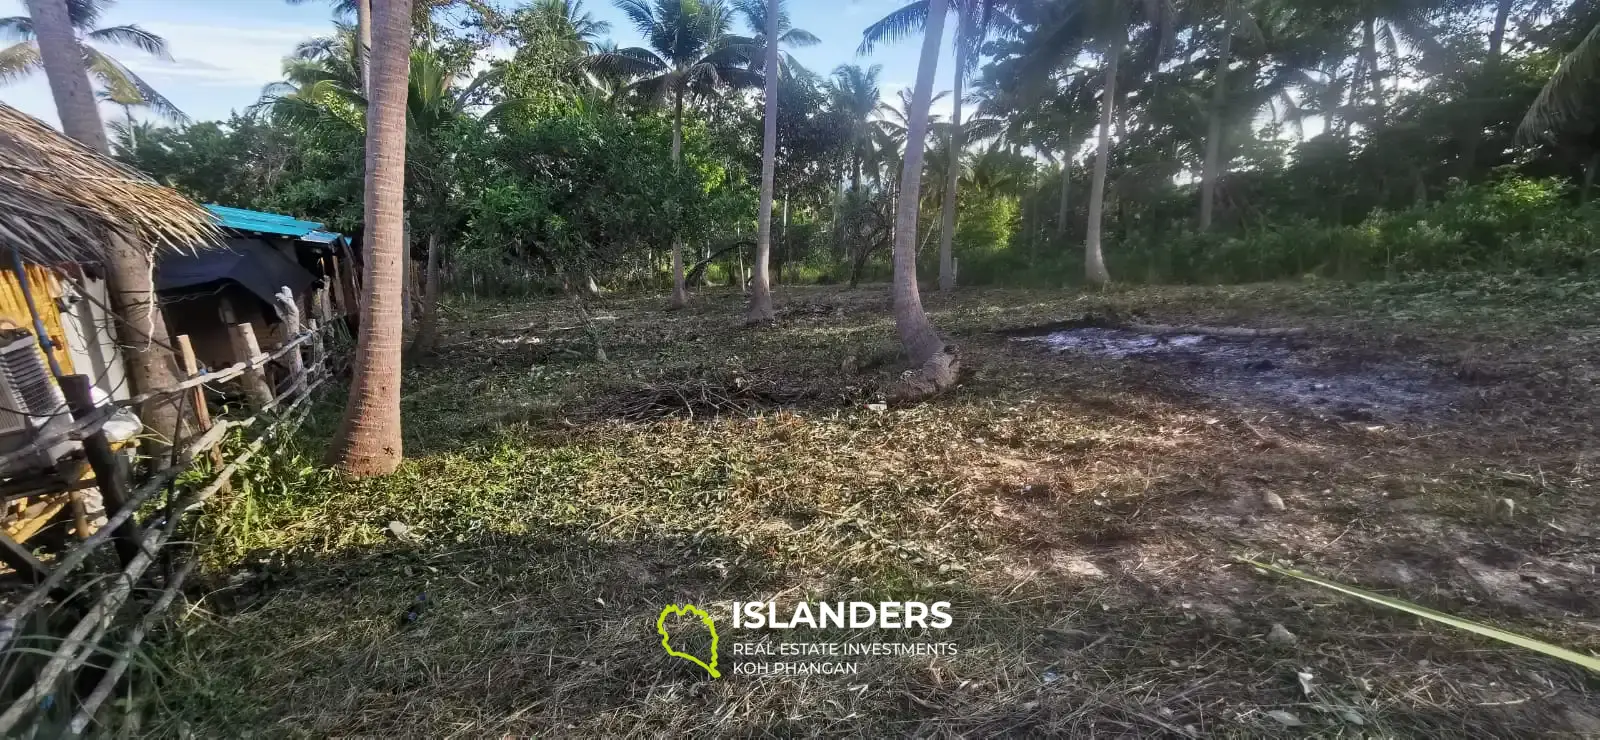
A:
1,0,188,122
747,0,778,324
874,87,948,150
20,0,190,461
97,85,175,157
327,0,412,476
253,34,366,130
872,0,959,396
861,0,1009,292
584,0,760,308
521,0,612,55
1199,0,1241,231
829,63,883,192
1012,0,1173,286
732,0,818,78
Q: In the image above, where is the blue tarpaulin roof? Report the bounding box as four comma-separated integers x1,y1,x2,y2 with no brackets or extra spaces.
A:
204,204,339,242
302,230,343,244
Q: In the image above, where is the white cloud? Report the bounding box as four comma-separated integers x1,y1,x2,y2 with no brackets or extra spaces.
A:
121,21,331,88
0,19,329,126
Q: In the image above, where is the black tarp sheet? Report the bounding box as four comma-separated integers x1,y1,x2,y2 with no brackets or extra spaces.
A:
156,237,315,306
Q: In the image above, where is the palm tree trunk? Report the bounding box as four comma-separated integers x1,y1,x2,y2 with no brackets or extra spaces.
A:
26,0,189,461
891,0,956,392
749,3,779,323
669,91,689,308
26,0,106,152
938,13,967,293
1462,0,1514,180
1200,0,1234,232
1056,162,1070,238
411,231,441,354
327,0,411,476
1488,0,1511,59
1583,152,1600,204
1085,28,1123,287
1363,16,1383,121
778,194,789,284
105,231,188,463
357,0,373,96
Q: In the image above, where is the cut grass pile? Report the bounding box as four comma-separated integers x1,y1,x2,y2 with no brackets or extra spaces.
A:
144,277,1599,737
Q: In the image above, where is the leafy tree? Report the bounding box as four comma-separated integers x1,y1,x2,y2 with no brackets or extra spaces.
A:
585,0,761,307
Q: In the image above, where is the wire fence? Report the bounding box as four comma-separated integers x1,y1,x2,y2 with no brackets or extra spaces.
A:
0,318,340,736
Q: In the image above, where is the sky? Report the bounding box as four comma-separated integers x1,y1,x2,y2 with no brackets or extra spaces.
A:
0,0,962,130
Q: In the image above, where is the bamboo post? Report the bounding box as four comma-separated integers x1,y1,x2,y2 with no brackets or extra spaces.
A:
59,375,141,566
227,323,274,409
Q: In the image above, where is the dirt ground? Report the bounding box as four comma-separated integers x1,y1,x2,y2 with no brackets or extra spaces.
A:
151,277,1598,738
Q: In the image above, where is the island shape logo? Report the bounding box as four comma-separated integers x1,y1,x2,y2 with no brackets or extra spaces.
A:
657,604,721,678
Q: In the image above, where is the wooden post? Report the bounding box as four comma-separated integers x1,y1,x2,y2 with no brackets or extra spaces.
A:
323,257,342,317
227,323,273,409
176,335,227,492
174,335,211,432
60,375,142,566
308,318,328,387
272,288,305,399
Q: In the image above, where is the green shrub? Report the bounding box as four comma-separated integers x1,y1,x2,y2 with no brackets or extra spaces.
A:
1103,175,1600,283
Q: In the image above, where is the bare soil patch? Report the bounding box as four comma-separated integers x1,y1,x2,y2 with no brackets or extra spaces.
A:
1009,319,1456,422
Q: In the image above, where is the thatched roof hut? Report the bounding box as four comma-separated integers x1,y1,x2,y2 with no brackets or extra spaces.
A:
0,102,220,264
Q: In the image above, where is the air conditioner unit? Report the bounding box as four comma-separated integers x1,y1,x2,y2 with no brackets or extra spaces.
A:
0,329,74,474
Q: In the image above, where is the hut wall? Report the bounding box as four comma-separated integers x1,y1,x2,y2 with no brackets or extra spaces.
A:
59,276,131,402
161,289,293,388
0,265,76,375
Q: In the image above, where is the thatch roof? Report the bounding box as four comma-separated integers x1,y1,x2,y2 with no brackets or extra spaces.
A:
0,102,221,265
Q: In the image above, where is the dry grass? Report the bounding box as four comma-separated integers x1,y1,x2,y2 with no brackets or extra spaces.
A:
138,277,1599,738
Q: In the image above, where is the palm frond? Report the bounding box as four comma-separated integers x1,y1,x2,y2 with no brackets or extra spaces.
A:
82,46,190,124
65,0,104,31
0,40,40,84
962,116,1004,144
85,24,172,60
579,46,669,82
780,28,820,47
628,71,673,104
612,0,660,39
1519,19,1600,143
0,16,33,43
859,0,930,55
